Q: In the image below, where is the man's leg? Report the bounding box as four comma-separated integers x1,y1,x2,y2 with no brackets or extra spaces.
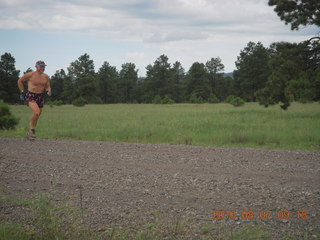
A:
28,102,42,139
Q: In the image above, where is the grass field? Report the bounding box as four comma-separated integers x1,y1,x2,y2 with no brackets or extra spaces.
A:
1,102,320,150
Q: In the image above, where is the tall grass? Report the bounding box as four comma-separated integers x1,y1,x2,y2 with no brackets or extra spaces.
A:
1,102,319,150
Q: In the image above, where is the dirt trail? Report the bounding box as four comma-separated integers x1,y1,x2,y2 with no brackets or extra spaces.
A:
0,138,319,238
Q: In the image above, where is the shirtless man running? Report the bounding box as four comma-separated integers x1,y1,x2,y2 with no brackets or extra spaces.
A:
17,60,51,140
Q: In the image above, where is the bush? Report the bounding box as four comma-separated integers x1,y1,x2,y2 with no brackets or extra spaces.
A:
0,100,19,129
72,97,87,107
152,95,162,104
161,95,175,104
189,93,204,104
225,95,236,103
152,95,175,104
53,100,63,106
230,97,245,107
208,94,220,103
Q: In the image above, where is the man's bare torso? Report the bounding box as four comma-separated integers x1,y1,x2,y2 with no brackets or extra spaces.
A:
26,72,49,94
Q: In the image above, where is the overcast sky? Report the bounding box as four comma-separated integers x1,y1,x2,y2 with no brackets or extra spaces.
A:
0,0,318,77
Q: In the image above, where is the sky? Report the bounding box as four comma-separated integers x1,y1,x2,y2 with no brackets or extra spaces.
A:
0,0,318,77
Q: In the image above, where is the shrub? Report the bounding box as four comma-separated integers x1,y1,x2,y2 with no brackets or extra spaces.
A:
208,94,220,103
152,95,162,104
0,100,19,129
72,97,87,107
189,93,204,104
53,100,63,106
161,95,175,104
225,95,236,103
152,95,175,104
230,97,245,107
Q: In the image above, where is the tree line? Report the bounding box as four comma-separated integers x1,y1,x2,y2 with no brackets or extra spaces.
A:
1,37,319,109
1,0,319,109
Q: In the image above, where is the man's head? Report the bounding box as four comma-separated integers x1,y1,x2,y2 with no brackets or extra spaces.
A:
35,60,46,73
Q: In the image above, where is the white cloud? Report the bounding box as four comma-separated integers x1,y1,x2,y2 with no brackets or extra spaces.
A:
1,0,316,42
1,0,318,76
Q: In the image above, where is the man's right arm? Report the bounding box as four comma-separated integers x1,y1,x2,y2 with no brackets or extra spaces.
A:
17,72,32,92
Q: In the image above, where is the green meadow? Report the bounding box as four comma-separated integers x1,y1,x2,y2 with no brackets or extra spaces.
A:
1,102,320,150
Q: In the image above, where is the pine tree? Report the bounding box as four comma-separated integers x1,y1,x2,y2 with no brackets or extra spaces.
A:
0,53,20,103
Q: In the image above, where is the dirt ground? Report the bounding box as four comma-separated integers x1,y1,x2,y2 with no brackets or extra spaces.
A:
0,137,319,239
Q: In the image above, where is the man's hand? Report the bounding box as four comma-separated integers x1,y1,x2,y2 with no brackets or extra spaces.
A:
19,91,25,100
46,90,51,96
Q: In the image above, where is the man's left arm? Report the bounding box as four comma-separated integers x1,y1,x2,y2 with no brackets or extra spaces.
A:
45,75,51,96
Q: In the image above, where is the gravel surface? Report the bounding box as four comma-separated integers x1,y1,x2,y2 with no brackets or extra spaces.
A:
0,137,319,239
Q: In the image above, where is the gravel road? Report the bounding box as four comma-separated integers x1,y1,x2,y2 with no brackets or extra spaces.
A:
0,137,319,239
